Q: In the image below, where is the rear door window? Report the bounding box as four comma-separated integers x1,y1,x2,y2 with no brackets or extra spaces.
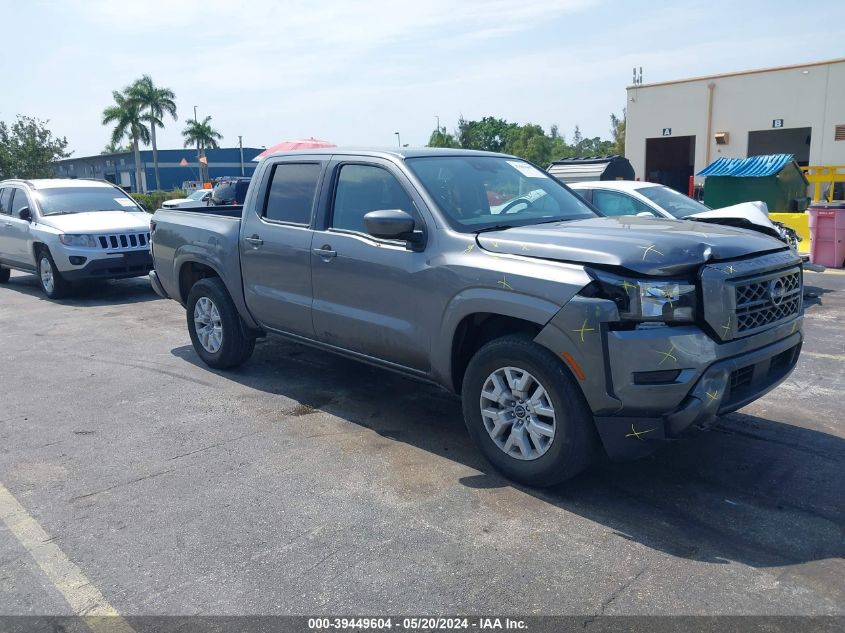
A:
0,188,9,214
262,163,322,225
9,189,31,216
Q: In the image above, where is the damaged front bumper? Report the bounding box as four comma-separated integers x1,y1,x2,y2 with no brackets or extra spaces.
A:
535,296,803,461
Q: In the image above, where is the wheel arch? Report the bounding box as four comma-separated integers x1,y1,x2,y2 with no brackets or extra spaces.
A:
433,288,563,393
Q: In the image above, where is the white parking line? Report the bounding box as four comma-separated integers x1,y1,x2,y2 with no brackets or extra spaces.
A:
803,351,845,362
0,482,135,633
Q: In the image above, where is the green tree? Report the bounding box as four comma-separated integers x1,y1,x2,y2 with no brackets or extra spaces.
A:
181,115,222,183
102,90,150,192
504,124,553,166
128,75,177,191
0,115,71,179
101,139,132,154
427,126,460,148
610,109,626,156
458,116,516,152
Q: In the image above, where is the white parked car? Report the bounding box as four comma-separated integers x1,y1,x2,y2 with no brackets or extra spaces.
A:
161,188,213,209
568,181,800,249
0,178,153,299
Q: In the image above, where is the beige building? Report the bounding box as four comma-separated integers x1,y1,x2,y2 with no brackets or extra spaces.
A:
625,58,845,192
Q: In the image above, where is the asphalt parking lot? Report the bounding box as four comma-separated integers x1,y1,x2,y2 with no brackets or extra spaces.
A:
0,269,842,617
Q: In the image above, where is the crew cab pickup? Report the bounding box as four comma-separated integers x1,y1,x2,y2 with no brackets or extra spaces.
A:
0,178,153,299
149,149,804,486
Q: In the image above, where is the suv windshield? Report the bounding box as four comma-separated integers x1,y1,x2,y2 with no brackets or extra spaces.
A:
405,156,597,232
33,187,142,215
637,185,710,219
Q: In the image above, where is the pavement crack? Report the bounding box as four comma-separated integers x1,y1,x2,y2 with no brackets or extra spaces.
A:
70,467,177,501
168,429,265,461
582,565,648,627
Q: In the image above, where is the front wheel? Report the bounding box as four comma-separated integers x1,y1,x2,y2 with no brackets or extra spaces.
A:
37,249,70,299
461,334,599,487
186,277,255,369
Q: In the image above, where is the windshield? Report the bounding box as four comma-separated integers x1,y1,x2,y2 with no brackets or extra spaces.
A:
188,190,208,200
405,156,597,232
34,187,142,215
637,185,710,219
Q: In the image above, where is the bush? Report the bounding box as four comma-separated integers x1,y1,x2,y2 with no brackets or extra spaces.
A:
132,189,185,213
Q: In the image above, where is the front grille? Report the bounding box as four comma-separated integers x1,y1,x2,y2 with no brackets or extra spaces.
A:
96,232,149,250
734,269,801,334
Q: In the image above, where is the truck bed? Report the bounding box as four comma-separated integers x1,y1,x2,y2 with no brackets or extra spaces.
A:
149,206,246,310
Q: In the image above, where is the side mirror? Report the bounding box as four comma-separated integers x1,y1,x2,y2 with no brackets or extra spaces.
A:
363,210,422,244
18,207,32,222
636,211,655,218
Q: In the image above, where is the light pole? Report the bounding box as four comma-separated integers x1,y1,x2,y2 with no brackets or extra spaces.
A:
193,106,203,184
238,135,244,176
435,115,440,131
395,132,401,147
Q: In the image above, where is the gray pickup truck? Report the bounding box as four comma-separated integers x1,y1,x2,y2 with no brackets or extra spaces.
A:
149,149,803,486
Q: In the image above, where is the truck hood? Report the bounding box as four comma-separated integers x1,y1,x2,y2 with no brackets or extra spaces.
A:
37,211,151,233
476,216,787,276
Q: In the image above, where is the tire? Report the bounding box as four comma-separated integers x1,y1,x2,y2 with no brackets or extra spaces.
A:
186,277,255,369
461,334,599,487
36,248,71,299
0,266,9,283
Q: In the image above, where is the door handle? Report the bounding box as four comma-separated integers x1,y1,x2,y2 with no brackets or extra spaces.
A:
313,245,337,259
244,235,263,247
4,222,12,227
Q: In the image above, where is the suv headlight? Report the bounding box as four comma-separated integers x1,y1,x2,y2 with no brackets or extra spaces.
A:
59,234,97,247
581,270,697,322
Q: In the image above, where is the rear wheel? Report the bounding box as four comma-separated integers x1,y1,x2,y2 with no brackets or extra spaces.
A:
461,334,598,486
186,277,255,369
0,266,9,283
37,248,70,299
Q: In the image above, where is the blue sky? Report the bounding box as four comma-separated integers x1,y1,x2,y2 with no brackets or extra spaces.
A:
2,0,844,156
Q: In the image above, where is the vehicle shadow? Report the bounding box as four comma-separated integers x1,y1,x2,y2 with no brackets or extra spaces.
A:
171,337,844,570
3,272,160,306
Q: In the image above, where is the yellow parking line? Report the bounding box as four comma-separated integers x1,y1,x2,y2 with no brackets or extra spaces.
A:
803,351,845,362
0,483,135,633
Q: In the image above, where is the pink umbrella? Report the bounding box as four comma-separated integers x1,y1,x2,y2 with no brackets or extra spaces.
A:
253,137,336,160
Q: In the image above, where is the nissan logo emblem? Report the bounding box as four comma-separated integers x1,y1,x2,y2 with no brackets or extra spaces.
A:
768,278,787,306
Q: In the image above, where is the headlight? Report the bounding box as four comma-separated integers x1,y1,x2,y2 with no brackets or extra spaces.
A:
581,270,697,322
58,234,97,247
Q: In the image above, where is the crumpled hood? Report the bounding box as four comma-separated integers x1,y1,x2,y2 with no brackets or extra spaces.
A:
688,201,778,234
476,216,788,276
37,211,151,233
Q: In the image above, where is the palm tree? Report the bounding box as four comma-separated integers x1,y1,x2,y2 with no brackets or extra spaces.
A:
128,75,177,191
181,115,222,183
102,90,150,192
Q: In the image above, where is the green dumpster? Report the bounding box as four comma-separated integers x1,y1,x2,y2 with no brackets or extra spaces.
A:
697,154,809,212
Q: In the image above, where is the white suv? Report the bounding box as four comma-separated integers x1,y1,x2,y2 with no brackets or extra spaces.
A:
0,178,153,299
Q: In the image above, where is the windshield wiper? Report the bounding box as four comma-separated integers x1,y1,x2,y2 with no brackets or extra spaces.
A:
474,224,518,234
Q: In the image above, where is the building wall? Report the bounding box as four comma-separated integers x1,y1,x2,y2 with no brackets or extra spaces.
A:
54,147,263,192
625,59,845,183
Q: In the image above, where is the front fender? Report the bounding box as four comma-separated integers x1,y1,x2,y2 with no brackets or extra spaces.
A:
432,287,566,391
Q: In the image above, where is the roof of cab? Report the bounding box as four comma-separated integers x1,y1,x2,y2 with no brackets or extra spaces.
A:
1,178,117,190
260,147,514,161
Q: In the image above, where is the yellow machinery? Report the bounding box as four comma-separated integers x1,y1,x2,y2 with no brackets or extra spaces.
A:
769,166,845,254
802,165,845,202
